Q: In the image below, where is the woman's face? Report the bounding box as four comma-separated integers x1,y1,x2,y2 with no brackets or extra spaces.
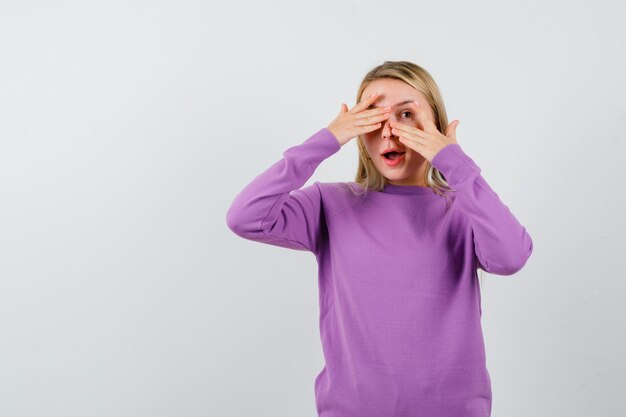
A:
361,78,436,186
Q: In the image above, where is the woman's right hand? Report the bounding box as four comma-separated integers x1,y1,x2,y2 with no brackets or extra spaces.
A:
326,93,391,147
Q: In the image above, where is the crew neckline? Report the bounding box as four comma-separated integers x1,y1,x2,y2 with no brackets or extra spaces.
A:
382,183,435,195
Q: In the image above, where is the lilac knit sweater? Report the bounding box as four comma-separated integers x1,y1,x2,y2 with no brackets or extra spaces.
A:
226,127,533,417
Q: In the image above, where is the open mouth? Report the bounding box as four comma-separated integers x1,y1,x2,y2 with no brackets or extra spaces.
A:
381,151,406,167
383,151,406,160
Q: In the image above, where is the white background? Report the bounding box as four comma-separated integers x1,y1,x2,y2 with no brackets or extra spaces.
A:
1,0,624,416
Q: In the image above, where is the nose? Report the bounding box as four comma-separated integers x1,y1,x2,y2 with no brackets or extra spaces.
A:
381,117,399,140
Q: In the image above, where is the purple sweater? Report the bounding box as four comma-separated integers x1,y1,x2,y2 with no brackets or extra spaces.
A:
226,127,533,417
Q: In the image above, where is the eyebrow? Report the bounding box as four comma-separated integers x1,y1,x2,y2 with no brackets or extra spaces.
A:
368,99,414,109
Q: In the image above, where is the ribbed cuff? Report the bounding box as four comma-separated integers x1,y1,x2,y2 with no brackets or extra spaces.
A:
285,127,341,166
430,143,480,189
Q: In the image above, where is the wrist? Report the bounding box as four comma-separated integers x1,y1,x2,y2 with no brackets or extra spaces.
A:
326,127,343,147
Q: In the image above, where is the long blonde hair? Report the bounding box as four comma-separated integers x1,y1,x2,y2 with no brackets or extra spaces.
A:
348,60,486,287
350,61,451,196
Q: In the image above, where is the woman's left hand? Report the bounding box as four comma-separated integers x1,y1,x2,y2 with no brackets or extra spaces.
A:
390,101,459,163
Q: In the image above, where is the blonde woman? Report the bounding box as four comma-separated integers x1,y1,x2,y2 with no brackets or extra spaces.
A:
226,60,533,417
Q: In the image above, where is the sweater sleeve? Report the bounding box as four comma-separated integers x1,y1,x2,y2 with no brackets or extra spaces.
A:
225,127,341,253
430,143,534,276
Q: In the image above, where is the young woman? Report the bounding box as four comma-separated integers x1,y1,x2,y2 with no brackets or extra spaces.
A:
226,60,533,417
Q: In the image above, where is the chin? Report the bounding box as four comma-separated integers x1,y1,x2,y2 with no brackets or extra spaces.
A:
385,174,410,182
379,170,407,180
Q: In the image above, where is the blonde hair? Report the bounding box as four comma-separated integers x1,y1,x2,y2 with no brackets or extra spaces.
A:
348,60,486,287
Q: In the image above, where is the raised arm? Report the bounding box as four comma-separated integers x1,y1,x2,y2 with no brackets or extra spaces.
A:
431,144,534,275
226,93,393,254
225,128,341,253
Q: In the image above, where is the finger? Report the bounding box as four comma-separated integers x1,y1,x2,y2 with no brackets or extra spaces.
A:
445,120,457,136
409,101,437,129
446,120,459,141
392,127,422,141
390,122,425,138
351,92,381,113
359,122,382,133
355,106,391,119
354,111,390,126
398,134,425,149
